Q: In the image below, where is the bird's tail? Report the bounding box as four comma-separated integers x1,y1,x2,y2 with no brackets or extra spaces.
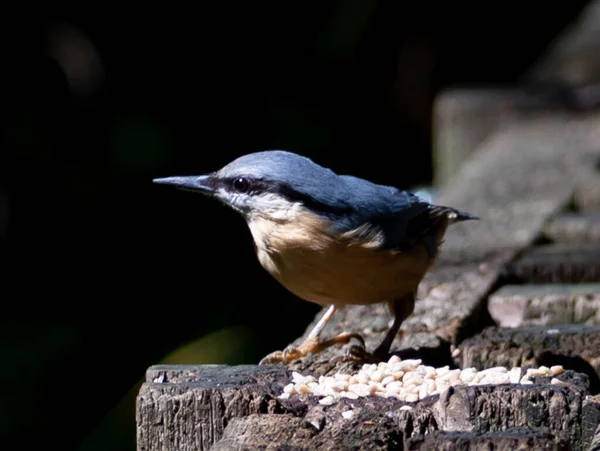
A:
428,205,479,223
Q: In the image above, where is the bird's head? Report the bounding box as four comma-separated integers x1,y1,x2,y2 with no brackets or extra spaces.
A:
153,150,348,223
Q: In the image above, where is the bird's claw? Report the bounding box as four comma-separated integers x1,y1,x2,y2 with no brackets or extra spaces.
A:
258,332,366,365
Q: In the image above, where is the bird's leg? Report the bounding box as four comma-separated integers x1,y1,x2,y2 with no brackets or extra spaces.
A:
346,292,416,363
259,305,365,365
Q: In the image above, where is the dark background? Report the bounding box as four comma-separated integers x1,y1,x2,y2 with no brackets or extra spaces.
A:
0,1,591,450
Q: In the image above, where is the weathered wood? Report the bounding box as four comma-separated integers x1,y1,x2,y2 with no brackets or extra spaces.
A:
591,423,600,451
407,428,570,451
431,88,563,189
583,395,600,450
433,0,600,191
575,173,600,213
543,212,600,243
136,365,292,451
508,243,600,283
137,364,591,451
488,283,600,328
456,325,600,394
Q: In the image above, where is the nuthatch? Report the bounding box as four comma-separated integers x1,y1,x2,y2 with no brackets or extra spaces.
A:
153,150,478,365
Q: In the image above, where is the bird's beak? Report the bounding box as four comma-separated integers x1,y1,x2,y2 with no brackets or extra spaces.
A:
153,174,215,195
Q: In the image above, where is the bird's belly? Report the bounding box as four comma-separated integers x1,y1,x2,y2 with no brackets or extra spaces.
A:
257,243,432,306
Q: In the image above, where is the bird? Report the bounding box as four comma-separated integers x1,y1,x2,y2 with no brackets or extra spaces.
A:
153,150,478,365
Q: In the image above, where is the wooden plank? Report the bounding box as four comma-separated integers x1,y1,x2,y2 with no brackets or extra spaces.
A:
508,243,600,283
137,364,590,451
455,325,600,394
431,88,562,189
488,283,600,328
543,212,600,243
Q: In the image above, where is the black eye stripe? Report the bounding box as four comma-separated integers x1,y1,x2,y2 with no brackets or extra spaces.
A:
219,176,353,215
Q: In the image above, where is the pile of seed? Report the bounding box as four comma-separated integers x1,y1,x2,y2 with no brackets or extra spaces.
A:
278,355,564,406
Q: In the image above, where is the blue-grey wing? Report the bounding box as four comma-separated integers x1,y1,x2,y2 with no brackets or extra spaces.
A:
336,176,476,255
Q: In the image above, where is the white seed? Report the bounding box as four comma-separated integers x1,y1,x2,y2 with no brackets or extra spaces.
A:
341,410,354,420
280,360,566,402
356,372,370,384
437,369,461,383
436,366,450,376
405,393,419,403
460,368,477,383
388,355,401,365
509,367,522,384
319,396,334,405
424,367,437,379
333,381,349,392
393,371,405,380
283,383,295,394
349,383,371,397
370,370,384,382
435,381,448,394
399,405,413,411
398,359,422,371
296,384,310,394
385,381,403,392
527,367,549,377
340,391,359,400
403,372,424,386
364,364,377,374
425,379,436,395
381,376,395,386
551,378,563,385
292,372,305,383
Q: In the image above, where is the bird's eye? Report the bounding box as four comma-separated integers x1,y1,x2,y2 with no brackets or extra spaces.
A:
232,177,250,192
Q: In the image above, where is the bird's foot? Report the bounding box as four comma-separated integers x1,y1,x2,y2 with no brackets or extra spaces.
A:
331,344,391,365
259,331,365,365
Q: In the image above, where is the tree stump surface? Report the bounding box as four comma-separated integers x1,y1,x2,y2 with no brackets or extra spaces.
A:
138,364,592,451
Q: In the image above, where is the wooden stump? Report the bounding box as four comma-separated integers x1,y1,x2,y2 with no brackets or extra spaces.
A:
138,365,590,451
